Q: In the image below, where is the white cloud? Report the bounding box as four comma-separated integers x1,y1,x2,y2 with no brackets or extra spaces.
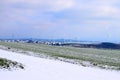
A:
74,0,120,18
1,0,75,29
4,0,74,12
49,0,74,11
93,5,120,17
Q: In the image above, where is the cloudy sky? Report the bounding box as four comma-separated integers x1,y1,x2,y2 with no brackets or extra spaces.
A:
1,0,120,42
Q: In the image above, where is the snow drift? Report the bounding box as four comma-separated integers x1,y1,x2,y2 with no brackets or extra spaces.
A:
0,49,120,80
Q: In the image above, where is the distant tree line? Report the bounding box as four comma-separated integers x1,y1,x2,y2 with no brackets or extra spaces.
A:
52,42,120,49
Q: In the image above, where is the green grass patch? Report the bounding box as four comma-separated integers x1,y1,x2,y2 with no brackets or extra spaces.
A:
0,57,24,70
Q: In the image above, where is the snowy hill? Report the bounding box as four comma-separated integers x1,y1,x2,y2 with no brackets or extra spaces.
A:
0,49,120,80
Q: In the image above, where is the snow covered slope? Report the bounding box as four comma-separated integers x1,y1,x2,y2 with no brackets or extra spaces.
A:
0,49,120,80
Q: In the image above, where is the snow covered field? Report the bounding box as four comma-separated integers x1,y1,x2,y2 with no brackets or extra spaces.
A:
0,49,120,80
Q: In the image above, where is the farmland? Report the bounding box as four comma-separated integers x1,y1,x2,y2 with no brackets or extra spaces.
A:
0,42,120,70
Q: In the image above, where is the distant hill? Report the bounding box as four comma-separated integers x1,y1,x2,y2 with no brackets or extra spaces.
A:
54,42,120,49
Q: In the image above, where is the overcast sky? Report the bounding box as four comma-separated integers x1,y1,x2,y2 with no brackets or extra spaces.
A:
1,0,120,42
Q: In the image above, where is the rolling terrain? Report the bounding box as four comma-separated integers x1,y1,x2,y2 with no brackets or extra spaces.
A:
0,42,120,70
0,49,120,80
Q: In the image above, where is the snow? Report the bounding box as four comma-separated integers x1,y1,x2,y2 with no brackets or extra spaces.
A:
0,49,120,80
